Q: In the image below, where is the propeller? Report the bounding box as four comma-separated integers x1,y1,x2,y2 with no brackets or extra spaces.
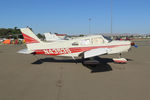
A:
131,42,138,48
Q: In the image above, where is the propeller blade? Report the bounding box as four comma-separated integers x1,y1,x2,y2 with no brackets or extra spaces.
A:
131,42,138,48
134,45,138,48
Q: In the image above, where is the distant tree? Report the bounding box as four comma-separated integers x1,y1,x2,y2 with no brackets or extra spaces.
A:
14,27,17,30
79,34,84,37
129,35,134,38
0,27,21,38
37,33,43,39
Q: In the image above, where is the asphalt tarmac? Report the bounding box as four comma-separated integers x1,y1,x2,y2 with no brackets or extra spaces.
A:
0,39,150,100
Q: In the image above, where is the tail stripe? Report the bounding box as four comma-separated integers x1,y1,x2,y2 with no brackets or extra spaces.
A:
22,33,39,44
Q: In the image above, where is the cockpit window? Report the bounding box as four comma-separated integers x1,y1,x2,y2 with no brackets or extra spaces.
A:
103,36,112,42
80,39,91,45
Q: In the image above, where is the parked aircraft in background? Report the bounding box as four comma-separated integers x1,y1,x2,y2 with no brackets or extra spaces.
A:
44,32,71,42
18,28,137,64
44,32,62,42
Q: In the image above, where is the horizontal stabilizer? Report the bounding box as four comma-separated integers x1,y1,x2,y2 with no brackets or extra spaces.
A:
17,49,35,54
84,48,110,58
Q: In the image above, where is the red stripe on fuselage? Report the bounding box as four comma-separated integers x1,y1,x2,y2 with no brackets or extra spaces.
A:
34,44,130,55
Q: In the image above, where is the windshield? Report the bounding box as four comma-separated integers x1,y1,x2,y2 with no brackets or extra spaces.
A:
103,36,112,42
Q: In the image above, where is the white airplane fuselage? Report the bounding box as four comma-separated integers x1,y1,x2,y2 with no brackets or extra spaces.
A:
27,35,131,57
19,28,132,59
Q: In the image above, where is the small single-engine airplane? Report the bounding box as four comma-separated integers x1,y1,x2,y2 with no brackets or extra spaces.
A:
18,28,137,64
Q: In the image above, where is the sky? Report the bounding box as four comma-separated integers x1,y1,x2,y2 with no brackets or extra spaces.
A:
0,0,150,34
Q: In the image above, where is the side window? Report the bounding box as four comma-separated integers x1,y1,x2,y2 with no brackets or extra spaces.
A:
91,37,104,44
72,42,79,46
80,39,91,45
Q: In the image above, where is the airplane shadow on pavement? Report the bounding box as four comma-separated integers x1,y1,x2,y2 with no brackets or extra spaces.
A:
82,56,113,73
32,56,114,73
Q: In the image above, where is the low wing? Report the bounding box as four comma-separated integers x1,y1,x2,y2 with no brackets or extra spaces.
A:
84,48,110,58
17,49,35,54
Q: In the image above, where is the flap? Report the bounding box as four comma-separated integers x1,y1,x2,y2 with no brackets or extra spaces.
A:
84,48,110,58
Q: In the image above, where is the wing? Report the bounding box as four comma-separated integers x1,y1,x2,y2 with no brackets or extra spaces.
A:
84,48,110,58
17,49,35,54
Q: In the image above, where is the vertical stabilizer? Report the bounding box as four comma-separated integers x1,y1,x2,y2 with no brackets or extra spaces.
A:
20,28,43,50
20,28,42,44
